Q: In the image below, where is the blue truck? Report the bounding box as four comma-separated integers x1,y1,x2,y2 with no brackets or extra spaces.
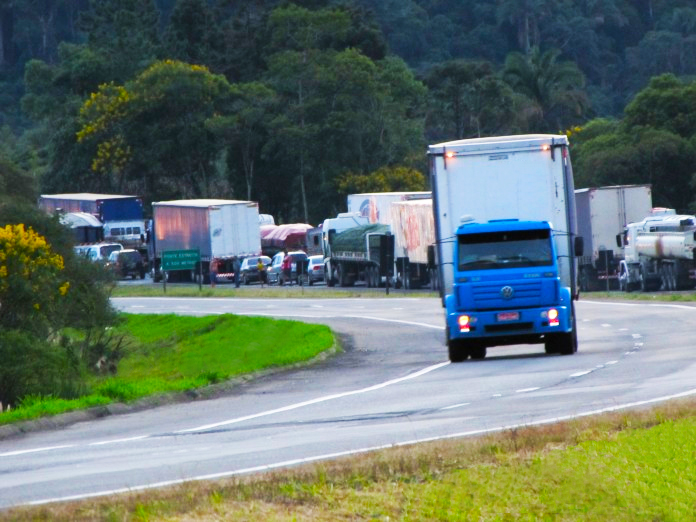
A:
427,135,584,361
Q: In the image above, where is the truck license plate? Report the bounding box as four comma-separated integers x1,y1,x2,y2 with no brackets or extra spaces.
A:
497,312,519,322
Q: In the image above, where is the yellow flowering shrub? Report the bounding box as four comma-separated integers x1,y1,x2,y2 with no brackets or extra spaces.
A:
0,224,69,328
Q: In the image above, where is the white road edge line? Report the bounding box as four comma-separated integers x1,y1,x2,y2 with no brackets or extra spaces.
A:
515,387,540,393
440,402,470,410
175,361,451,433
27,386,696,508
0,445,75,458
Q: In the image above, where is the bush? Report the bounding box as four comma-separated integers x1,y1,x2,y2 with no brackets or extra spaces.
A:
0,329,84,409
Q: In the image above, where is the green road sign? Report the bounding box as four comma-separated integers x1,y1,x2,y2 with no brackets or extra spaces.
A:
161,249,200,271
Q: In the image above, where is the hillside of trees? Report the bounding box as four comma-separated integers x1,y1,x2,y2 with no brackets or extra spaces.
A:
2,0,696,223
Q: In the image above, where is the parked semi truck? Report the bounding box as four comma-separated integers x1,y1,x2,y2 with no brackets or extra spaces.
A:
428,134,583,362
325,223,392,287
347,191,431,224
616,208,696,292
39,193,146,250
150,199,261,282
390,199,437,289
575,184,652,291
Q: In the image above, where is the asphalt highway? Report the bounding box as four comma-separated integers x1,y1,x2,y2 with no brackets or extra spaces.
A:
1,296,695,508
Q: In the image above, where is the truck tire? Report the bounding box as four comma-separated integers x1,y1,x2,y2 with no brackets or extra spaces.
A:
446,329,468,362
468,343,486,360
338,263,346,287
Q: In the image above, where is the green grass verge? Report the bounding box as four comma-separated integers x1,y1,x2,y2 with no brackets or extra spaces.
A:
110,283,437,299
0,314,335,425
7,400,696,521
583,290,696,302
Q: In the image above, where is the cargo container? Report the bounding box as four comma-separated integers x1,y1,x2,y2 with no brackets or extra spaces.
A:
150,199,261,282
575,185,652,291
428,134,583,361
390,199,436,289
39,193,145,250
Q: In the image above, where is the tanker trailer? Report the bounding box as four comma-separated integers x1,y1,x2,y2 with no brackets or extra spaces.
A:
617,210,696,291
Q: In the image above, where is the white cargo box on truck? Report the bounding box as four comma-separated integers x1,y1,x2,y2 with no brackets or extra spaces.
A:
575,184,652,290
428,134,578,300
390,199,435,264
347,192,431,225
153,199,261,260
575,185,652,259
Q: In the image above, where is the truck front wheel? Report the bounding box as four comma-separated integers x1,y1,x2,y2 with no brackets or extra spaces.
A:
446,329,467,362
545,326,577,355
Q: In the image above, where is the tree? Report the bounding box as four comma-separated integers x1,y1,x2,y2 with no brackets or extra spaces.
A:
503,46,589,132
206,81,278,201
163,0,222,66
623,73,696,138
336,165,426,195
76,60,234,203
78,0,161,82
424,59,515,140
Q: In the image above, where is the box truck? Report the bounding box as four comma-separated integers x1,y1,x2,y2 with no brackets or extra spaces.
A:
428,134,583,361
390,199,437,289
575,185,652,291
150,199,261,282
39,193,146,249
347,192,431,225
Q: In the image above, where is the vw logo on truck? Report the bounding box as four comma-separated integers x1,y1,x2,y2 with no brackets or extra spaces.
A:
500,285,515,299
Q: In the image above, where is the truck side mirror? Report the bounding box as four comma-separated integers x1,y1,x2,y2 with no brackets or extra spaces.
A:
574,236,584,257
615,233,622,248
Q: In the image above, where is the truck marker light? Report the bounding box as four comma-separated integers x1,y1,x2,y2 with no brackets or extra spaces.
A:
458,315,471,332
542,144,550,151
446,151,455,158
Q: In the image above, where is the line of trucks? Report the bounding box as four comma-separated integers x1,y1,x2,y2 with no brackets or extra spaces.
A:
39,136,696,362
39,185,696,294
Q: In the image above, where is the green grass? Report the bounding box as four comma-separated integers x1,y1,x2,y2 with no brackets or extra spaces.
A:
7,400,696,521
110,283,437,299
583,290,696,301
0,314,336,425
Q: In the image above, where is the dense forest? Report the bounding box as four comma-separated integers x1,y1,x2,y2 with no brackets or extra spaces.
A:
2,0,696,224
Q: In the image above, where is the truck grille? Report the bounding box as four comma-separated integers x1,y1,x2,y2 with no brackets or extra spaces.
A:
471,281,543,309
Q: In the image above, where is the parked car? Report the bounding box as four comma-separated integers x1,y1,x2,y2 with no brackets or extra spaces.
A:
306,255,325,285
268,250,308,285
106,249,146,279
74,242,123,262
239,255,271,285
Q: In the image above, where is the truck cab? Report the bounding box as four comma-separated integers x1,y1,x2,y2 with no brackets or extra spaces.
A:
446,219,576,361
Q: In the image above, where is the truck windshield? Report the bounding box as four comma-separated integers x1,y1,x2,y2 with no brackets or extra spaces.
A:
458,229,553,271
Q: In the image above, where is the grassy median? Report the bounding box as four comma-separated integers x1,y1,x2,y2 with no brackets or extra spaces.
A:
5,399,696,521
0,314,336,425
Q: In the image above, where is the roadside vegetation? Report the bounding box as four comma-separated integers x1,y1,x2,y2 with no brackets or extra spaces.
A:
0,313,335,426
582,290,696,302
5,398,696,521
111,283,438,299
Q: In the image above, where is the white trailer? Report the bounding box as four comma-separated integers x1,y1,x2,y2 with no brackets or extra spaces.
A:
347,192,431,225
617,208,696,291
151,199,261,282
390,199,437,289
428,134,583,360
575,184,652,291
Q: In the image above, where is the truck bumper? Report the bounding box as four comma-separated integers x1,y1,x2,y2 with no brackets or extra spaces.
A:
446,304,571,346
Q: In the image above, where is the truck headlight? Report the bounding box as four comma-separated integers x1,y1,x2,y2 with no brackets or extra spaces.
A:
458,315,471,332
542,308,560,326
